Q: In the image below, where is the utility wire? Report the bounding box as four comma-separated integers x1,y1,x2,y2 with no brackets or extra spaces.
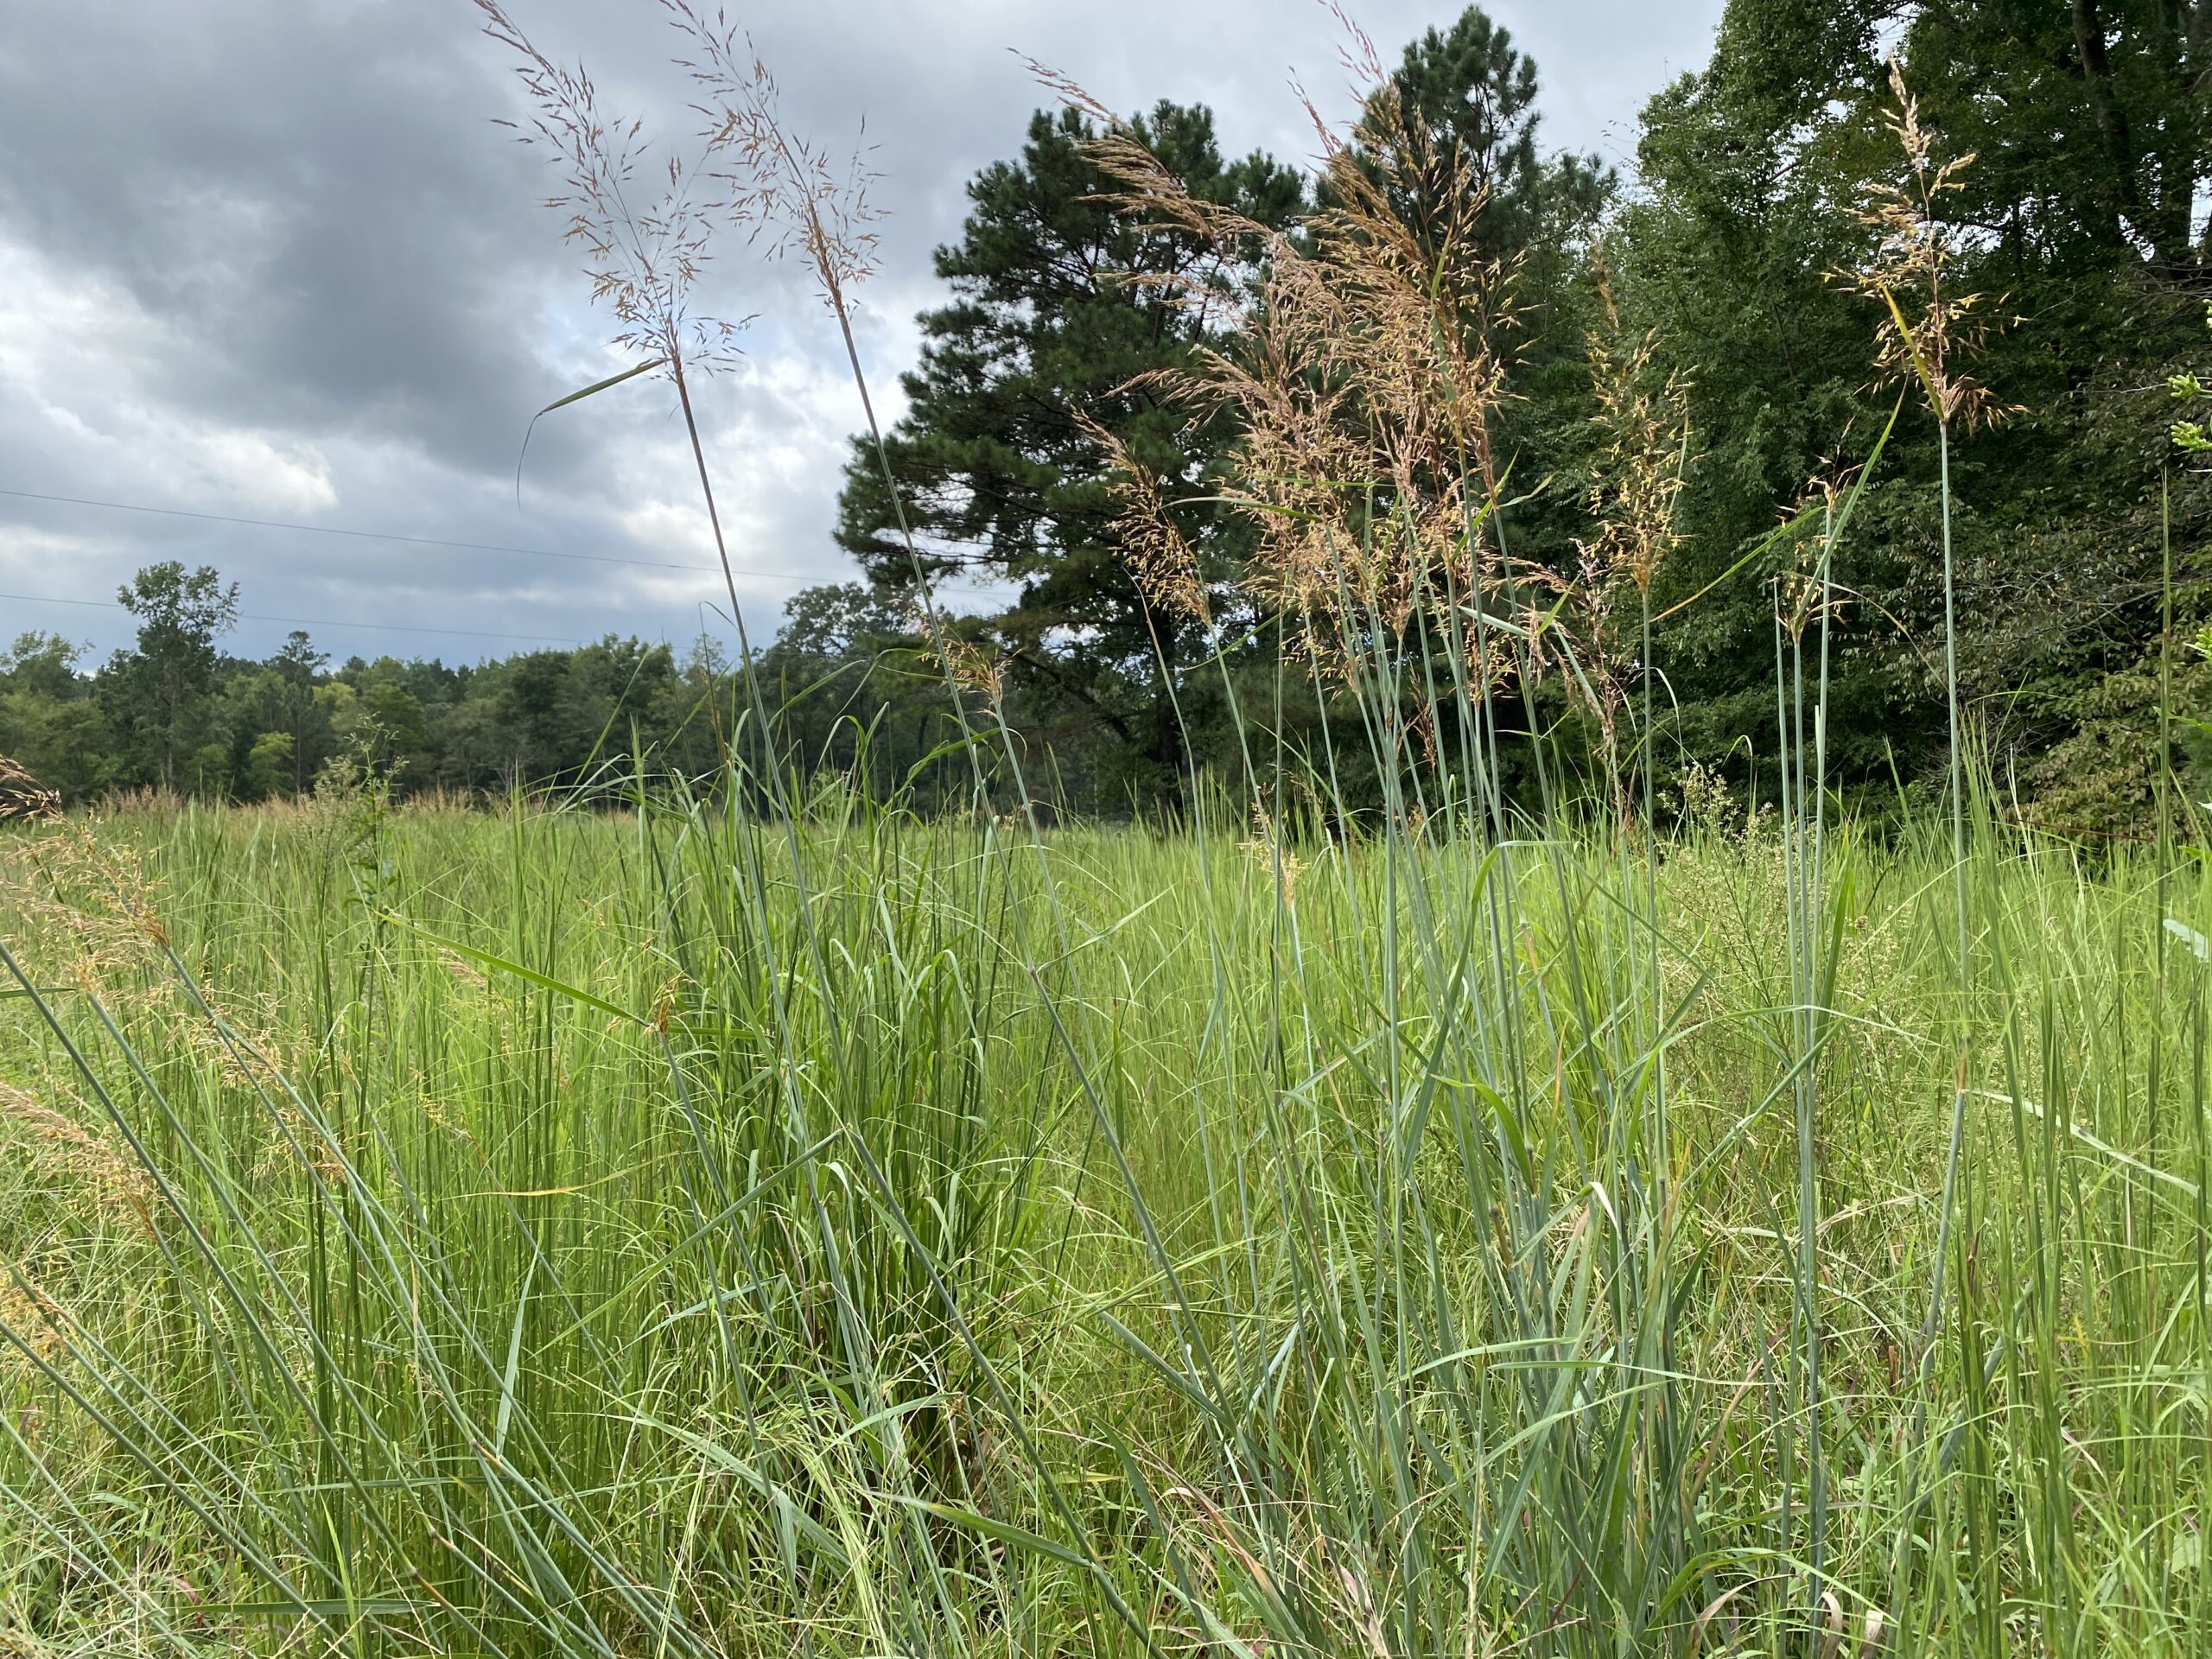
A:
0,588,594,646
0,488,1024,634
0,486,805,582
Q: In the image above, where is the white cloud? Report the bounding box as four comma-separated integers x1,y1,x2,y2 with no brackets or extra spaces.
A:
0,235,338,515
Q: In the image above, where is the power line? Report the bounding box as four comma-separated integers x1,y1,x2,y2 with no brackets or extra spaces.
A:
0,489,1026,634
0,588,594,647
0,486,811,583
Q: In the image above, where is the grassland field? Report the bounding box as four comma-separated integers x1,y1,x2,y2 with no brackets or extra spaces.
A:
0,787,2208,1656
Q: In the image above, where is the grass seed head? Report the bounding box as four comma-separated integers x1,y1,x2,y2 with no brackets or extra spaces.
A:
1046,22,1526,674
1841,58,2017,432
477,0,747,378
0,755,60,823
0,1271,65,1368
0,1084,156,1238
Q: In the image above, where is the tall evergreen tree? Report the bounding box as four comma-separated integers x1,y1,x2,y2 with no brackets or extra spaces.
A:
1371,7,1610,266
270,630,328,793
105,562,239,790
835,101,1304,808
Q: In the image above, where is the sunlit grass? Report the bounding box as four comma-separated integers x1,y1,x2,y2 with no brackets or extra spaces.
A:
0,782,2205,1656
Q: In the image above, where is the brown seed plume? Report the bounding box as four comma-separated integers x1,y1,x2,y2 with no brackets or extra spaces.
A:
1842,59,2015,432
1042,34,1528,680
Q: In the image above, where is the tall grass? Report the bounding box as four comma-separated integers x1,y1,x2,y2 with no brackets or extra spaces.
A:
4,760,2211,1656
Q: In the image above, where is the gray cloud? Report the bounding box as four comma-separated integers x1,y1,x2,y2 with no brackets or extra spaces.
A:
0,0,1720,665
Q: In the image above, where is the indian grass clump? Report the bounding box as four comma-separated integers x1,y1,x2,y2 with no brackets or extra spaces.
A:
1,15,2208,1659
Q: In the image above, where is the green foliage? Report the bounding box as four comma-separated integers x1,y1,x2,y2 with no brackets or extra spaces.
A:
2176,302,2212,460
1610,0,2212,808
832,98,1304,808
747,582,976,798
104,562,239,791
0,634,111,802
240,731,295,802
0,579,763,807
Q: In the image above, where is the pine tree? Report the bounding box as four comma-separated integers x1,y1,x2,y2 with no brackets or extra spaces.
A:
834,100,1302,808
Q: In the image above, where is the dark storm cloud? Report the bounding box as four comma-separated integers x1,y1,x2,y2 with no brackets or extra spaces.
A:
0,1,558,467
0,0,1720,663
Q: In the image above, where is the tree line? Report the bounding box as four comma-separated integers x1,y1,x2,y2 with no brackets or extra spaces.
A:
5,0,2208,826
0,568,987,807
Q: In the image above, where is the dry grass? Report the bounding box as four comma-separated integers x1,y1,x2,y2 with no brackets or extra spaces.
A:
1842,59,2014,435
1047,31,1520,660
0,1084,154,1241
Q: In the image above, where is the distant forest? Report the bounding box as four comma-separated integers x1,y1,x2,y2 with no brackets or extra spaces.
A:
6,0,2209,829
0,569,961,806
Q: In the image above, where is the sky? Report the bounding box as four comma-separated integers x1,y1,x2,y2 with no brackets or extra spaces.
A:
0,0,1726,668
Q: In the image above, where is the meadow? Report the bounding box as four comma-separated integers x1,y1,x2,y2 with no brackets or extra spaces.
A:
1,770,2208,1656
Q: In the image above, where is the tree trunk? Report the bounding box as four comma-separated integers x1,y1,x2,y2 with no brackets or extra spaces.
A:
2069,0,2142,250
